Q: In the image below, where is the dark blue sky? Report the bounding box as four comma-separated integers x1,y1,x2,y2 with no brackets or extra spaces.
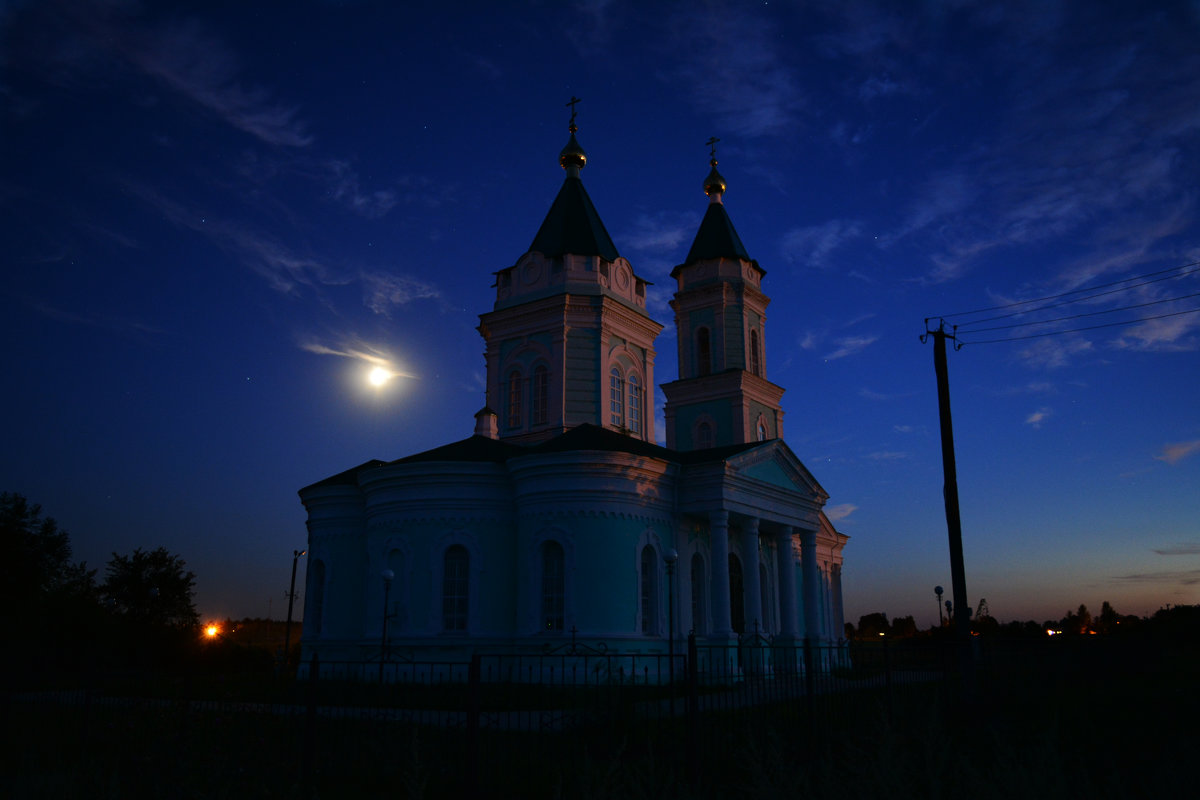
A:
3,0,1198,625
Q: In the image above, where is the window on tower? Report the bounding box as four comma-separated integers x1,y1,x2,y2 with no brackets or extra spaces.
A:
532,364,549,425
696,328,711,377
627,373,641,434
610,367,624,427
750,329,762,376
507,369,523,429
696,421,713,450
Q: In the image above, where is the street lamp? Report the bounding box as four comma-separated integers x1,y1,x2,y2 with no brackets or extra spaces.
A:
935,585,945,627
283,549,307,669
379,568,395,682
664,548,678,686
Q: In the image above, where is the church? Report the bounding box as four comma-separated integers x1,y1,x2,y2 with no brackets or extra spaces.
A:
298,110,848,664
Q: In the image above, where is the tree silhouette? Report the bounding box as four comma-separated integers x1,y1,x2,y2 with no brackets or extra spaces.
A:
103,547,199,630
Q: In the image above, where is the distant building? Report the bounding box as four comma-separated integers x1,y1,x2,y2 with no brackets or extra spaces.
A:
298,114,847,663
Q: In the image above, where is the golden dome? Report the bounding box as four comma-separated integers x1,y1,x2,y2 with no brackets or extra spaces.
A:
559,132,587,172
704,159,726,198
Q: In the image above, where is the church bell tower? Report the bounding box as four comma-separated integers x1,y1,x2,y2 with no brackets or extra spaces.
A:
477,101,662,444
662,141,785,450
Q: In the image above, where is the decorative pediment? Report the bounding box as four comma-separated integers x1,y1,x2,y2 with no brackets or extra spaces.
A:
725,441,828,502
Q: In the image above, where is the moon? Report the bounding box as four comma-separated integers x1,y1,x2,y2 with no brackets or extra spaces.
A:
368,367,391,386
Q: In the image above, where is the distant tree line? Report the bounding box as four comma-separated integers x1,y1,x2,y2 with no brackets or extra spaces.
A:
1,491,206,679
845,598,1200,641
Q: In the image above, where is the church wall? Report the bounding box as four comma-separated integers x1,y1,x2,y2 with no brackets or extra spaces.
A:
724,302,746,372
673,399,731,450
563,328,599,420
299,485,370,653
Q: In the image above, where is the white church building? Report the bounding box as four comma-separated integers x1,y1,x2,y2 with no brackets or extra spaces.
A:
298,114,848,663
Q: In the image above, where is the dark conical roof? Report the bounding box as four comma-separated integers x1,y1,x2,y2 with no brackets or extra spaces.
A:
528,176,620,262
682,201,750,265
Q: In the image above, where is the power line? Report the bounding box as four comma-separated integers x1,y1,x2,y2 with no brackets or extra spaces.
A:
956,291,1200,334
955,268,1200,327
956,306,1200,345
930,260,1200,321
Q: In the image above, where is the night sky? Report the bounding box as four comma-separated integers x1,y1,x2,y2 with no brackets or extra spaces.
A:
3,1,1198,627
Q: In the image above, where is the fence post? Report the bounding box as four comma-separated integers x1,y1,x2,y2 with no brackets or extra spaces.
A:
883,634,894,721
686,633,698,787
303,652,319,797
466,654,480,797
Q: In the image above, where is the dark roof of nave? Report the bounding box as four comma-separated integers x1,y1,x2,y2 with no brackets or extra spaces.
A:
301,459,388,490
391,435,527,464
527,176,621,262
301,425,774,493
677,202,751,273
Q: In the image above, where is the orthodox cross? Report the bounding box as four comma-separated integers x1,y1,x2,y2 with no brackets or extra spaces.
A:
566,96,582,131
706,136,720,159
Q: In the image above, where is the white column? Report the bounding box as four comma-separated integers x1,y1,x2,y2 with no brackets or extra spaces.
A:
832,563,845,641
800,527,820,642
709,510,733,638
775,526,799,638
741,518,762,636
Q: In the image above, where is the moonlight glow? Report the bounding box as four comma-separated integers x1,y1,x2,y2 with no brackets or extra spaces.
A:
368,367,392,387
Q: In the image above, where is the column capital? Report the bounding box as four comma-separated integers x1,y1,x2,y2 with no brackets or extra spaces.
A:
709,509,729,527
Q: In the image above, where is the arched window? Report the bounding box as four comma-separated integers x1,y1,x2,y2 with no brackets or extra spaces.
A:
690,553,707,636
729,554,744,635
640,545,658,634
386,548,403,627
696,421,713,450
609,367,625,427
308,560,325,637
750,329,762,376
757,417,768,442
506,369,523,429
541,541,565,631
627,373,642,434
532,364,549,425
442,545,469,632
696,328,711,377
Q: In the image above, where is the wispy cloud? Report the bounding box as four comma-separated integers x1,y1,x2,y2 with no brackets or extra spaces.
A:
1153,543,1200,556
1155,439,1200,465
299,336,417,378
621,211,697,260
666,5,802,138
327,161,397,219
824,334,878,361
28,300,165,337
866,451,907,461
1025,407,1052,429
360,271,442,316
1111,569,1200,586
124,20,312,147
824,503,857,522
781,219,863,269
1015,336,1094,369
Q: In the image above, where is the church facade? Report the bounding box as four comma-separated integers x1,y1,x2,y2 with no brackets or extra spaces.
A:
298,117,848,663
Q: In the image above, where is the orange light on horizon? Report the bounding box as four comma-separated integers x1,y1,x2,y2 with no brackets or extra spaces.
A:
204,623,220,638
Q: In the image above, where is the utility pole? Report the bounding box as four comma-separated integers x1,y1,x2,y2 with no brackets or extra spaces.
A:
922,321,971,639
283,549,306,669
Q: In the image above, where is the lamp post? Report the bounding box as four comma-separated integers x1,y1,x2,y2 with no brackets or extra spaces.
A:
935,585,945,627
664,548,678,686
379,568,395,682
283,549,306,669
